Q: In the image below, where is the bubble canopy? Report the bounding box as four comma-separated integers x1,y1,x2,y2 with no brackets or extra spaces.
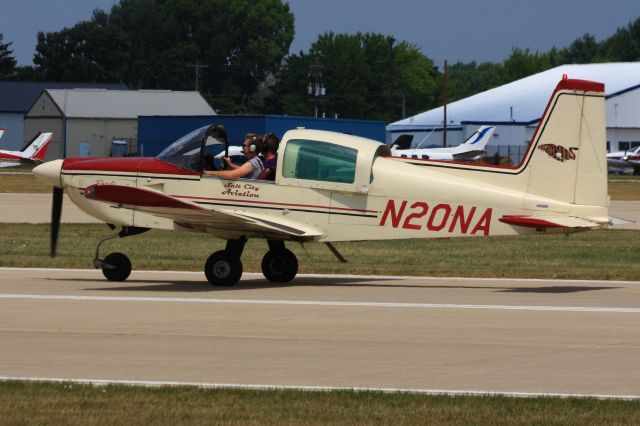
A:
157,125,228,172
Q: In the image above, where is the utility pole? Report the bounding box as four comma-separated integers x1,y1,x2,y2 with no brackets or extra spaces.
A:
443,59,448,148
186,59,209,92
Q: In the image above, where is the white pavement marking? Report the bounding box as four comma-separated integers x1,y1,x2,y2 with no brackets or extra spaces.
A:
1,293,639,314
1,267,639,285
0,376,637,400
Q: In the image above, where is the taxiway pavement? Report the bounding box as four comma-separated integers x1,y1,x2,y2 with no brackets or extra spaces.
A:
1,268,639,397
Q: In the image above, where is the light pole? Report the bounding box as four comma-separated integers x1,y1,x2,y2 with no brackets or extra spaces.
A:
307,59,326,118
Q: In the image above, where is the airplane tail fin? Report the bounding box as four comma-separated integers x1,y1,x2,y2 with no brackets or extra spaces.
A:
520,78,607,208
0,128,5,140
451,125,495,155
22,133,53,162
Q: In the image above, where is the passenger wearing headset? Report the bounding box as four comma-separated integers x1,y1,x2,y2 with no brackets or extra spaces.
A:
256,133,279,181
204,133,264,179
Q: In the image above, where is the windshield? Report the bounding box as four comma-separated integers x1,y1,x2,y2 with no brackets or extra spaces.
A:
157,125,228,171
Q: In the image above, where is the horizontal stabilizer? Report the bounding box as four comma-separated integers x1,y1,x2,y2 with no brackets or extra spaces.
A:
499,215,602,229
608,216,635,226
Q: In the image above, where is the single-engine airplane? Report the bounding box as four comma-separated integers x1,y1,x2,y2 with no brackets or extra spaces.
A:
607,145,640,175
33,78,609,286
0,132,53,168
390,125,496,161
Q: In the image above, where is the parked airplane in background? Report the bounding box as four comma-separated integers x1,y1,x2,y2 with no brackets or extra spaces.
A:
33,78,609,286
0,128,4,140
607,146,640,174
390,125,496,161
0,132,53,168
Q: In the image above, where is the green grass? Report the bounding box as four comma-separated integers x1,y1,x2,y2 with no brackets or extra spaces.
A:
1,381,639,425
1,224,638,280
0,171,51,192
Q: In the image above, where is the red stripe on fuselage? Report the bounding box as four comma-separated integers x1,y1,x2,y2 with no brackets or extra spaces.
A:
173,195,379,214
499,215,562,228
84,184,204,210
63,157,198,176
0,152,21,160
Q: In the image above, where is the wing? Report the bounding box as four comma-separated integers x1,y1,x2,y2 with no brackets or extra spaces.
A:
83,184,325,241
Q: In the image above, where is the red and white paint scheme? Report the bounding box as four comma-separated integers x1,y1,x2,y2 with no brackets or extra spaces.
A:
0,132,53,168
33,78,610,286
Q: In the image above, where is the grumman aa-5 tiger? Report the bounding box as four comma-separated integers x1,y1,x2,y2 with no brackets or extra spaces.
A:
33,77,610,286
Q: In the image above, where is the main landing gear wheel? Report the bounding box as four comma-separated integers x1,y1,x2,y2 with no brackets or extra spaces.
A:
205,250,243,286
261,248,298,283
101,252,132,282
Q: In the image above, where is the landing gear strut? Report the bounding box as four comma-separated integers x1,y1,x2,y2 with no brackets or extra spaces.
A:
205,237,246,286
93,226,149,282
261,240,298,283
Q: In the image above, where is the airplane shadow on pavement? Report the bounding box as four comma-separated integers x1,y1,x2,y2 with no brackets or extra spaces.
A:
47,276,620,294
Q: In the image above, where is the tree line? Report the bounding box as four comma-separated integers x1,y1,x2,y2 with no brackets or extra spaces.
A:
1,0,639,122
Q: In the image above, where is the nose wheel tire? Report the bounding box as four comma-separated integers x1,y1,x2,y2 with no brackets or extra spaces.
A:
101,252,132,282
205,251,243,286
261,249,298,283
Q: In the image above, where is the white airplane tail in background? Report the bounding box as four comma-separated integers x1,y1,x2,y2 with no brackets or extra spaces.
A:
391,125,495,161
0,128,5,140
0,132,53,167
449,125,495,155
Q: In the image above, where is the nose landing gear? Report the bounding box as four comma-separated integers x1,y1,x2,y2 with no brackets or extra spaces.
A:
93,226,149,282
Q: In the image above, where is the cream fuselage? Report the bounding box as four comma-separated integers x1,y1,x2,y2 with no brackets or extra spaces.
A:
60,155,596,243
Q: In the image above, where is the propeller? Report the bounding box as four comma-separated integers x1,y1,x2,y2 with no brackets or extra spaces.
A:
32,159,65,257
50,186,63,257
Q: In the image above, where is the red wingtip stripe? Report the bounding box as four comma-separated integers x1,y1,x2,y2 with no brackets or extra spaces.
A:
499,215,563,228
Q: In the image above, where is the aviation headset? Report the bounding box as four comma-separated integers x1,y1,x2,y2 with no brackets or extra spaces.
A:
244,134,258,153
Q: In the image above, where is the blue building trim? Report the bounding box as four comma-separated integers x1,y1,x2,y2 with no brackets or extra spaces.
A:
138,115,385,157
606,83,640,100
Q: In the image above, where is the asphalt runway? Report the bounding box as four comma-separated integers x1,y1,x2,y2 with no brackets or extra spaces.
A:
1,268,639,398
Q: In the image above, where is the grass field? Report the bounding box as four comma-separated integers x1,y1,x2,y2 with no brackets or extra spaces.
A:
1,172,639,199
1,224,638,280
1,381,639,425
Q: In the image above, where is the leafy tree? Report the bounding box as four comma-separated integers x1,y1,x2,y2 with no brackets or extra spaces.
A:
601,17,640,61
0,32,17,79
560,33,601,63
271,32,437,122
34,10,129,83
444,61,505,104
32,0,294,113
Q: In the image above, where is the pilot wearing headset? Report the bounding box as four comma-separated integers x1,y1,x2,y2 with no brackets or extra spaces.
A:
204,133,264,179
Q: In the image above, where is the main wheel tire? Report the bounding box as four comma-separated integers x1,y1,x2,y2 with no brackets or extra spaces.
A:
101,252,132,282
261,249,298,283
205,250,243,286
